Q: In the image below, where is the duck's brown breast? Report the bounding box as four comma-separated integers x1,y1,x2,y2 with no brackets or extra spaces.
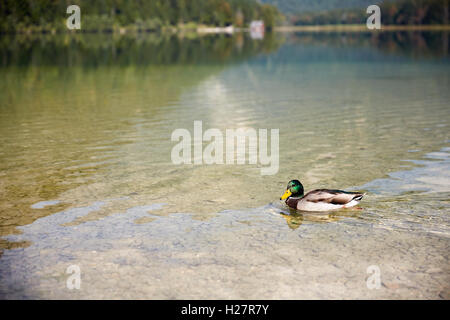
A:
286,197,301,209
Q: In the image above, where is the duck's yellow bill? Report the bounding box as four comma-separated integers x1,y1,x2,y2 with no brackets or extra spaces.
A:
280,190,292,200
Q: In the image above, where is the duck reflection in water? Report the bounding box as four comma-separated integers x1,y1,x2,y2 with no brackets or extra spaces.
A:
279,207,362,230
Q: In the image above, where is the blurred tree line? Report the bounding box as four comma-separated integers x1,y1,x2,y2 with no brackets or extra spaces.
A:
0,0,282,33
262,0,377,14
291,0,449,26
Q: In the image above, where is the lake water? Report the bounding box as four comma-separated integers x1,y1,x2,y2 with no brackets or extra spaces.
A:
0,32,449,299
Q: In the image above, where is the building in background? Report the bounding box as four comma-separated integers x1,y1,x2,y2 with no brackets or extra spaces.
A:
250,20,264,39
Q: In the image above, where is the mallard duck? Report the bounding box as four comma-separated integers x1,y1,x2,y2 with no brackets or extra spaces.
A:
280,180,365,211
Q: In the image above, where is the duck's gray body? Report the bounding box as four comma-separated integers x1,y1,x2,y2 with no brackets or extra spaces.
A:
285,189,365,211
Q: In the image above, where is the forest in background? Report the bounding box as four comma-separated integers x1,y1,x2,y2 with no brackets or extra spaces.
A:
0,0,281,33
261,0,379,13
286,0,449,26
0,0,448,34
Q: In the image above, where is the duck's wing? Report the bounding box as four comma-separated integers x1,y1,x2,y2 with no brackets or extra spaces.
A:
302,189,364,205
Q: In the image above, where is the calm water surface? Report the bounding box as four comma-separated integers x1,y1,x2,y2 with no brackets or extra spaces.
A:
0,32,449,299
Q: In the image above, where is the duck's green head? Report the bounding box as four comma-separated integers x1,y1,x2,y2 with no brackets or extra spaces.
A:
280,180,304,200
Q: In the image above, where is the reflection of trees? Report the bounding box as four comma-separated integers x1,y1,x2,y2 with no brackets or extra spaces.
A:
0,32,283,68
373,31,449,58
288,31,449,59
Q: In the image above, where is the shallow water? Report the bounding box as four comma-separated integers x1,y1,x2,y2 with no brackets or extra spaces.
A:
0,32,449,299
